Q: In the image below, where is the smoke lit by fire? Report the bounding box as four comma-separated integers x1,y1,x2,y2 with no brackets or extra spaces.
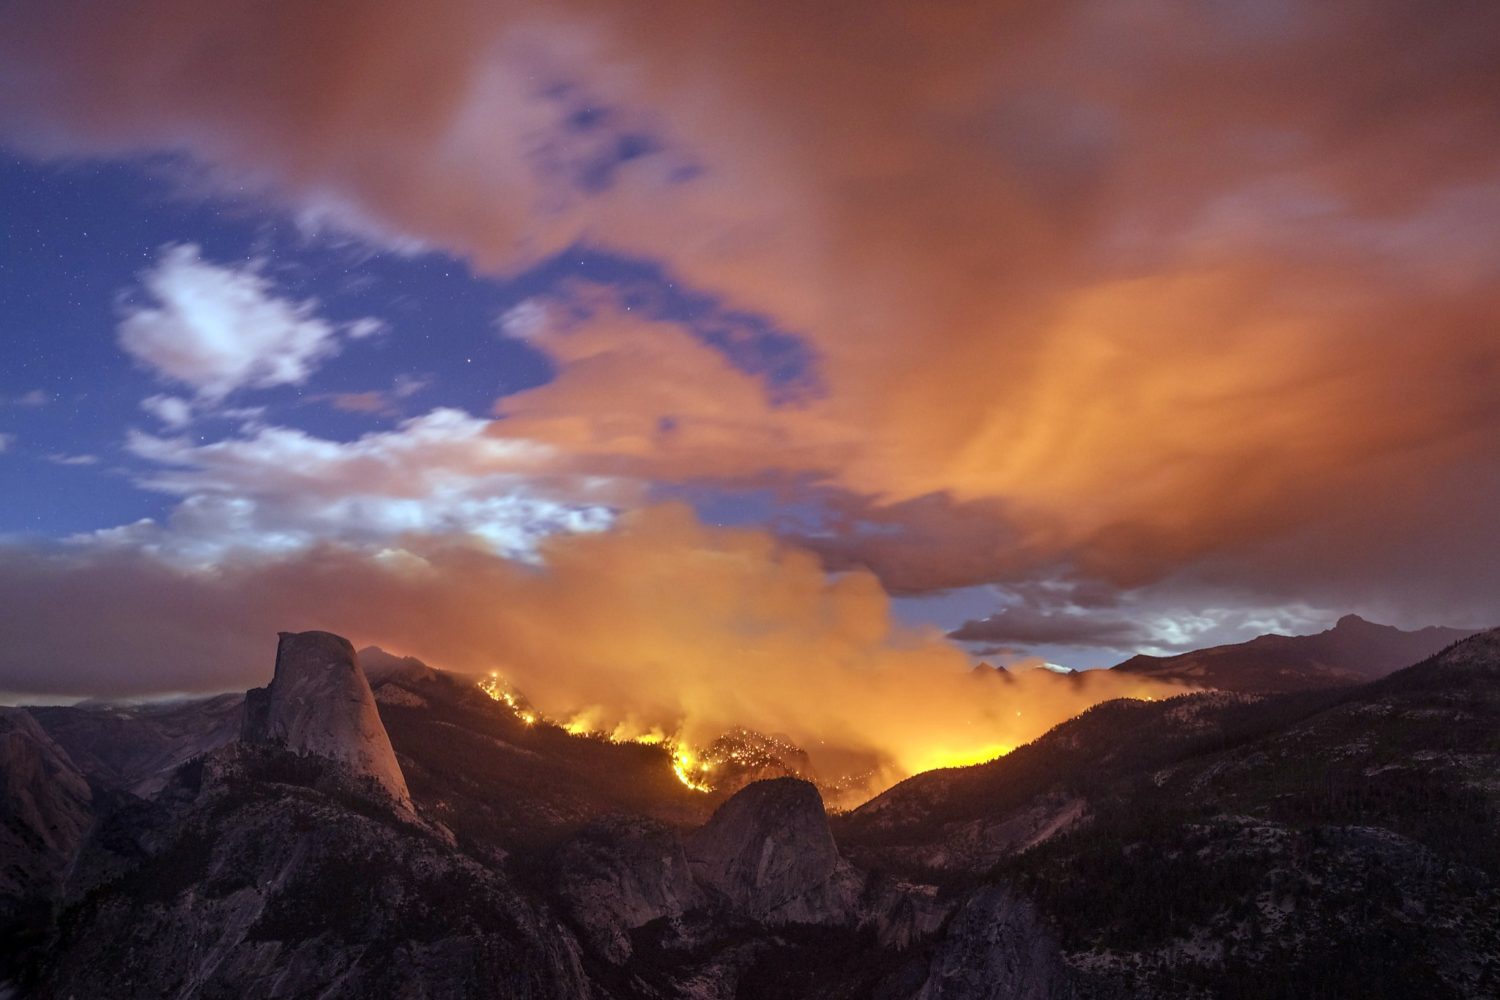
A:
474,657,1148,802
480,669,719,792
0,502,1188,804
308,506,1191,804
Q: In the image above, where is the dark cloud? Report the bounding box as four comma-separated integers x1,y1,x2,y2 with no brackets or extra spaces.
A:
948,606,1151,649
787,491,1038,595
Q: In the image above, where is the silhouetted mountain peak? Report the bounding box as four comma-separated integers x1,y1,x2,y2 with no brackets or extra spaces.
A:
1112,616,1481,694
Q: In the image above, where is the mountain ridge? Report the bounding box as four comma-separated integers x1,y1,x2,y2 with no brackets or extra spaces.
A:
2,625,1497,997
1109,613,1481,693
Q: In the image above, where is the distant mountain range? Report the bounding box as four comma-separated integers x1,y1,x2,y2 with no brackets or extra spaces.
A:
2,623,1497,997
1110,613,1480,693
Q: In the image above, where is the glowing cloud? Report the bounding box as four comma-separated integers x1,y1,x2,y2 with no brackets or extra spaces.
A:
0,505,1183,798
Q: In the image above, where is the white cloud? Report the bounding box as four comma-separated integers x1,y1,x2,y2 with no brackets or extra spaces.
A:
46,453,100,466
141,394,194,428
6,390,48,407
126,407,550,491
0,432,14,453
344,317,387,339
392,373,432,399
95,408,620,564
118,243,381,402
497,299,548,340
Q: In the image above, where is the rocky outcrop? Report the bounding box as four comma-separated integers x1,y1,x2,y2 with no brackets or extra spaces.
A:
556,815,704,962
242,631,411,809
0,707,93,928
0,708,91,853
914,886,1074,1000
36,743,592,1000
687,777,859,924
862,877,955,951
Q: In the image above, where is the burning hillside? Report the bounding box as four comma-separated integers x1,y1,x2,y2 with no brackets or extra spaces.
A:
478,673,816,797
472,655,1166,806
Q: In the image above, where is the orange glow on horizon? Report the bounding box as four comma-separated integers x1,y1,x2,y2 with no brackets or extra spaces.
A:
471,662,1151,803
905,742,1016,773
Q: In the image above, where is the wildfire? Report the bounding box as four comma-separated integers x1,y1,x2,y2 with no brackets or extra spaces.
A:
476,669,1033,798
479,671,520,710
670,746,715,793
477,671,716,792
479,671,538,724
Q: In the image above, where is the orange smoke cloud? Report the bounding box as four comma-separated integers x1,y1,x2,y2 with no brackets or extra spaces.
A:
406,505,1186,787
0,506,1181,796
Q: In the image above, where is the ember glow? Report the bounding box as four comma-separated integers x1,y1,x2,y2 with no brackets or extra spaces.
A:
479,667,717,792
909,744,1018,775
3,2,1498,798
669,748,715,794
478,673,529,717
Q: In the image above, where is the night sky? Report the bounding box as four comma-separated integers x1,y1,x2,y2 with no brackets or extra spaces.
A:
2,1,1498,707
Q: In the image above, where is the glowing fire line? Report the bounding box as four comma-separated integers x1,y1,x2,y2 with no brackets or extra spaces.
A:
478,670,1023,796
479,671,716,792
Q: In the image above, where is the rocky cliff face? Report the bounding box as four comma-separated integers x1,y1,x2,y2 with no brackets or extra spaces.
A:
0,707,93,929
686,776,860,924
547,776,1064,998
555,815,703,963
33,744,592,1000
553,779,864,970
242,631,411,808
914,886,1074,1000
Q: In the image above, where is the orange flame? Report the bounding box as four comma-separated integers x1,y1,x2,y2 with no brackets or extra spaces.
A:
478,673,716,792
